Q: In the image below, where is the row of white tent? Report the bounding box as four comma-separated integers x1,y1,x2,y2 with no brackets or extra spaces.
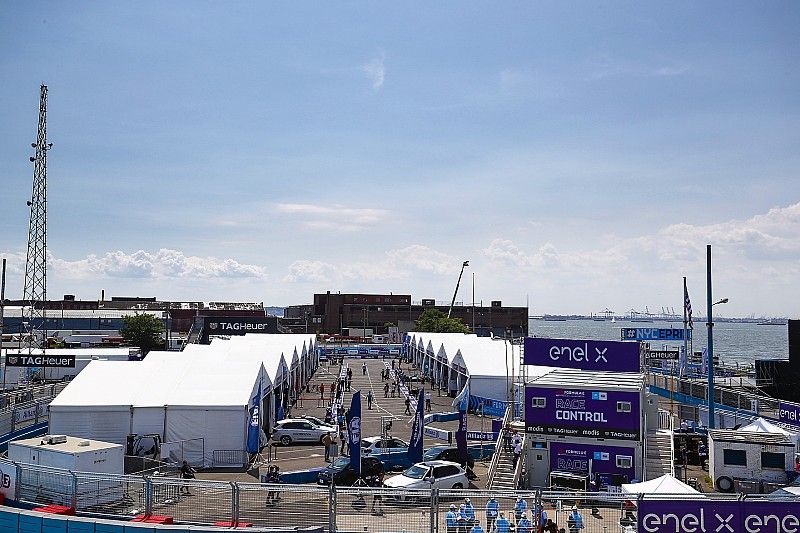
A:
49,334,317,466
405,332,558,401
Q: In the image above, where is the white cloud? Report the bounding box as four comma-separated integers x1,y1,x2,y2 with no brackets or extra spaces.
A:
275,203,389,232
49,249,267,280
362,53,386,91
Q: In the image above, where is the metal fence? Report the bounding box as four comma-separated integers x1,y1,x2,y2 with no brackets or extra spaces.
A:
4,458,794,532
0,382,67,436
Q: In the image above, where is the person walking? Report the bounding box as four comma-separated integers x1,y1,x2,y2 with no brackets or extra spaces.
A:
404,396,411,415
322,432,333,462
384,382,390,398
425,390,432,412
367,390,374,410
512,434,523,470
370,472,385,515
446,504,459,533
179,460,196,495
265,465,281,504
318,383,325,407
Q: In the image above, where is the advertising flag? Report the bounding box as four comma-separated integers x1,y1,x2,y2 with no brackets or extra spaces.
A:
679,346,687,378
347,391,362,476
246,378,262,454
701,347,709,376
453,380,470,464
408,387,425,464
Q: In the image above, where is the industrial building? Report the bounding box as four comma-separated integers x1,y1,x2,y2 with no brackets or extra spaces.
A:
285,292,528,337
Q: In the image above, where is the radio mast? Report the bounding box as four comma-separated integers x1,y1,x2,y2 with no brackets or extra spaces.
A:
23,85,51,356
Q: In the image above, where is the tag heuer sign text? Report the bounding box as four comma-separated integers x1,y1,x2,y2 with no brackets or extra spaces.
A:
6,354,76,368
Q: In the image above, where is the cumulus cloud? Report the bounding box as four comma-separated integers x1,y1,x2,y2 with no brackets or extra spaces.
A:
283,244,463,284
49,249,267,280
362,53,386,91
483,202,800,282
275,203,389,232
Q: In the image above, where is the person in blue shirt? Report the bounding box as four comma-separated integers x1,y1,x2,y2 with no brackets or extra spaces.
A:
446,504,459,533
458,504,470,533
567,505,584,532
485,497,499,531
469,519,484,533
463,498,476,522
494,512,511,533
514,497,528,522
516,512,532,533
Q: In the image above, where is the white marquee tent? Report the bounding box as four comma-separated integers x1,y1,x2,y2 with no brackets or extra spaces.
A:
621,474,702,495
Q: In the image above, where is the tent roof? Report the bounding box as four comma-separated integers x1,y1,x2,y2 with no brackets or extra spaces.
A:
740,417,798,437
50,352,266,408
622,474,702,495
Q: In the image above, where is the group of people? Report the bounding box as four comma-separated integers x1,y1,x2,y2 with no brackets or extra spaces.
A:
447,496,584,533
317,369,354,408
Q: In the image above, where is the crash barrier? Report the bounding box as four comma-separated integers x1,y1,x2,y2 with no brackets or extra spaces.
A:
3,458,800,532
0,383,68,442
0,506,323,533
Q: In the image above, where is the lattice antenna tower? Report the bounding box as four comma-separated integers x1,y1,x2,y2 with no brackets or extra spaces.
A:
23,85,52,354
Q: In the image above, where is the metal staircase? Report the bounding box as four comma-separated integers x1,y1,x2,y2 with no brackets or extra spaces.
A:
487,406,525,490
645,414,675,480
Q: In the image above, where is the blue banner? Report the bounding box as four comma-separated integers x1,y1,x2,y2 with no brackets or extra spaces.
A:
454,381,469,464
621,328,691,342
347,391,362,477
246,378,262,453
408,388,425,464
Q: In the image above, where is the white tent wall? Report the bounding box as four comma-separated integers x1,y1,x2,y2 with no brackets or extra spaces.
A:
49,407,131,445
469,375,508,402
166,406,249,467
131,406,166,440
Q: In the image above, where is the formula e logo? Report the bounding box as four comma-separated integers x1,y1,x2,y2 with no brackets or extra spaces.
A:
209,323,218,330
349,416,361,445
0,469,10,489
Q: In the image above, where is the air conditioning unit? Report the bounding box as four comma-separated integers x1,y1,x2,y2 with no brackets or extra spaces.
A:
46,435,67,445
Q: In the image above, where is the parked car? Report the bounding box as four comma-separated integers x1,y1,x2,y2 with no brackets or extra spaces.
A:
383,460,469,490
362,436,408,455
423,445,475,466
317,456,385,486
272,418,338,446
300,415,329,427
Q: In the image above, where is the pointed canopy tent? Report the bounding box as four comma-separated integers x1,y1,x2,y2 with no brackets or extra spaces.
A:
740,417,799,441
621,474,702,495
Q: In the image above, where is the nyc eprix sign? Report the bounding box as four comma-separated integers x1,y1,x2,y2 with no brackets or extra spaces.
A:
523,337,641,372
638,499,800,533
6,354,76,368
621,328,691,342
524,386,640,440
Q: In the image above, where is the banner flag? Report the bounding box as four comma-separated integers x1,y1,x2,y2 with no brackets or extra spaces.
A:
246,378,262,453
684,280,693,329
679,346,687,378
453,381,469,465
347,391,362,476
408,387,425,464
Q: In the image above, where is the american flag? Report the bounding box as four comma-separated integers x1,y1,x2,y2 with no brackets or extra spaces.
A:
684,282,693,329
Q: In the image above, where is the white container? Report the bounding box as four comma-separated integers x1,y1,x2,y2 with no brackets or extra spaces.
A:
8,435,124,507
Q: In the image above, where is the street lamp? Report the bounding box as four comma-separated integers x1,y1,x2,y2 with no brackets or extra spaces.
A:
706,243,729,429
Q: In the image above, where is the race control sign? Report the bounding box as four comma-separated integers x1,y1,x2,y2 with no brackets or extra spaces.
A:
6,354,76,368
524,386,640,440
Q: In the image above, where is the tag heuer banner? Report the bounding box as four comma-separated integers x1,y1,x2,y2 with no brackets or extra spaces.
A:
6,354,76,368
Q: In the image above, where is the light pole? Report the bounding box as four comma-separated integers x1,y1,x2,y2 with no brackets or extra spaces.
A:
706,244,729,429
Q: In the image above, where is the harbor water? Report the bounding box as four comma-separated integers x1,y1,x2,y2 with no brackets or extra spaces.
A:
528,319,789,366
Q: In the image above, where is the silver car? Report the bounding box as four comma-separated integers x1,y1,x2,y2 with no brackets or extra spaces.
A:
272,418,338,446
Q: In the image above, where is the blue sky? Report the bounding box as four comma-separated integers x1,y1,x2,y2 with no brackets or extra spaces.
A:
1,2,798,316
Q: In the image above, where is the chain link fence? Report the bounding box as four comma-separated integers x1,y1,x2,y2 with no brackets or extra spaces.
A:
3,458,796,532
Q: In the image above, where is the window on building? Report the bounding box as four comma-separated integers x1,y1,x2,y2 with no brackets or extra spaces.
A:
531,397,546,408
616,455,633,468
723,449,747,466
616,401,632,413
761,452,785,469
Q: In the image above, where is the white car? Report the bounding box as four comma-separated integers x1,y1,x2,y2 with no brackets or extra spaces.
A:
361,436,408,455
383,460,469,490
272,418,338,446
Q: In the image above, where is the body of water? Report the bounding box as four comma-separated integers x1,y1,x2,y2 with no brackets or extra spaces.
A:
528,319,789,366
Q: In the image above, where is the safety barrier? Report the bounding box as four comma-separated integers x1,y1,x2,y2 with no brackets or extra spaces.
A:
3,458,800,532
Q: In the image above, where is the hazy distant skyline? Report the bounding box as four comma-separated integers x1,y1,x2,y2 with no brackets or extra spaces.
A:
1,3,798,317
